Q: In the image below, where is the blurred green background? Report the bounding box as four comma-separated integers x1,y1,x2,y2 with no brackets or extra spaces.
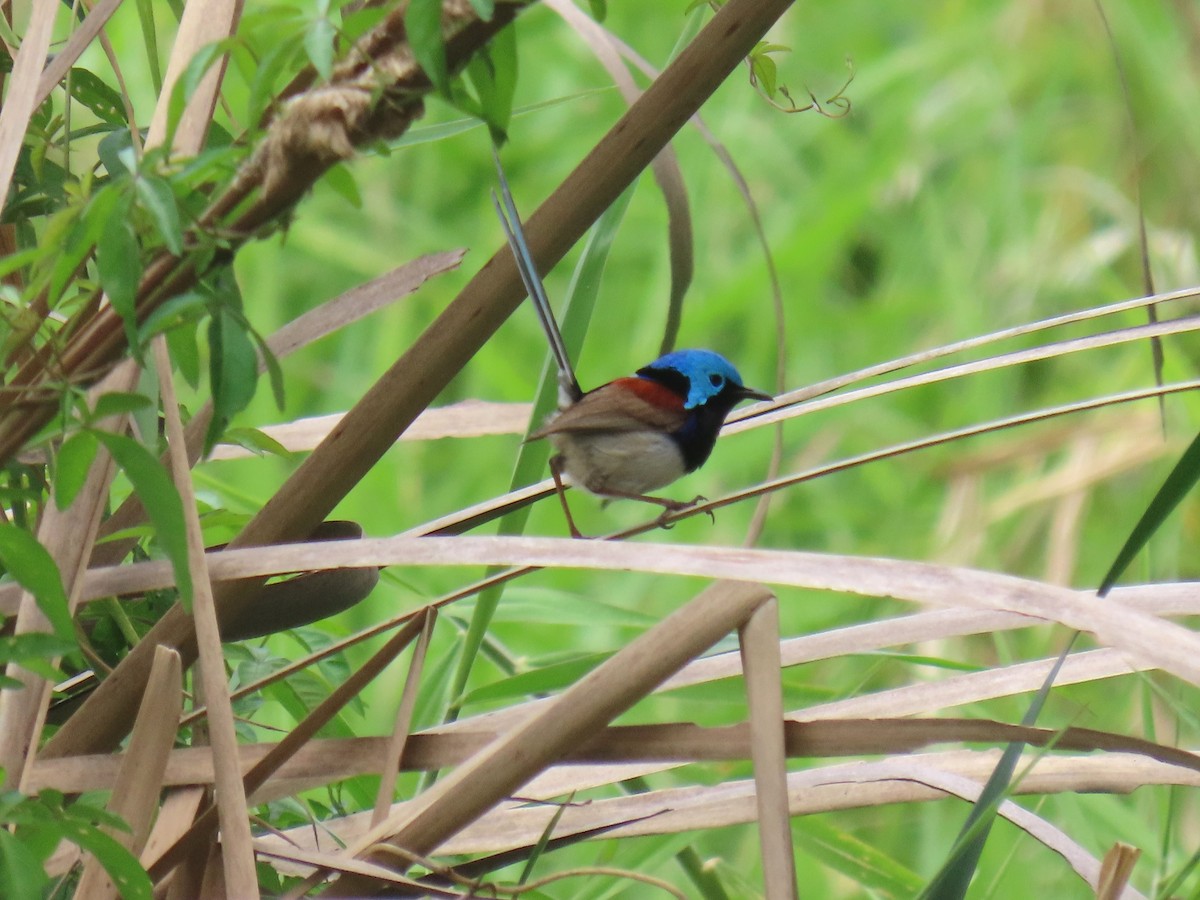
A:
109,1,1200,894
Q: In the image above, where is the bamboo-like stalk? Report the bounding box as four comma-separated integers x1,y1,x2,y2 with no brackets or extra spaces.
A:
153,336,259,897
740,598,797,899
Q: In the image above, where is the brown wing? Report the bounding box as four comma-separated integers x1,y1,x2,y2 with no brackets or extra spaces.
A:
529,379,686,439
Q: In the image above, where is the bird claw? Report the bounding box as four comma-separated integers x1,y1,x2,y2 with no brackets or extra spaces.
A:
653,495,714,530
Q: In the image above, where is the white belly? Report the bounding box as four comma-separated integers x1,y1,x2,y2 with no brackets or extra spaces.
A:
551,430,686,497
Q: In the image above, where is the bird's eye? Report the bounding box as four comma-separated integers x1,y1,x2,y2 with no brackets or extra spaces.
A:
709,373,724,388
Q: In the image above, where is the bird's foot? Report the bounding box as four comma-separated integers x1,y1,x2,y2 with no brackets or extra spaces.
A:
653,495,714,530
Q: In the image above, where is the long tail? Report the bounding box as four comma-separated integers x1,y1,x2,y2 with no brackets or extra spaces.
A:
491,149,583,404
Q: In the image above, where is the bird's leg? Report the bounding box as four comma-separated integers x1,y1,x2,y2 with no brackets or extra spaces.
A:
549,455,587,539
598,490,716,530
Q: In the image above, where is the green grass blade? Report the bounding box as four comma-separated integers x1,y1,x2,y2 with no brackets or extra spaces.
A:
1097,428,1200,597
447,180,637,715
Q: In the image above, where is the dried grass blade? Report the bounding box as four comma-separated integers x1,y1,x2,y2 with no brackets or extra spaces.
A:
1096,843,1141,900
727,284,1200,429
28,715,1199,794
36,0,123,106
736,314,1200,433
47,534,1200,691
72,644,181,900
146,0,242,149
372,608,437,825
206,400,530,460
739,597,797,899
799,647,1143,721
152,336,258,897
264,250,467,360
139,786,207,870
0,3,58,214
432,752,1182,864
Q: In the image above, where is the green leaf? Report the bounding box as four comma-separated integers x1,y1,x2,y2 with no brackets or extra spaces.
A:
0,525,72,641
246,323,285,410
59,820,152,899
323,162,362,209
0,634,71,682
0,246,39,282
458,652,613,708
1098,429,1200,596
96,193,142,352
166,318,201,390
304,0,336,82
751,48,778,98
466,23,517,142
50,190,113,308
586,0,607,20
97,128,135,178
132,0,162,90
54,431,99,510
166,39,229,142
138,290,209,341
0,829,48,898
0,633,75,667
468,0,494,19
68,67,128,125
89,391,154,424
797,817,923,896
246,34,305,125
134,174,183,255
205,305,259,456
405,0,449,96
92,431,193,605
918,644,1072,899
221,427,292,459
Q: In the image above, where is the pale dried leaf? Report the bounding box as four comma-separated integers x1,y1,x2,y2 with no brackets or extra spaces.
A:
207,400,530,460
40,536,1200,688
0,4,59,215
800,647,1142,720
255,749,1193,867
265,250,467,360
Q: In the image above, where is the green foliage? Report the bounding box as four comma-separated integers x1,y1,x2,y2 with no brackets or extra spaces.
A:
796,817,924,896
0,524,72,641
54,430,98,510
93,431,193,605
1098,429,1200,596
0,633,73,687
96,191,143,351
304,0,337,83
406,0,451,96
0,789,152,899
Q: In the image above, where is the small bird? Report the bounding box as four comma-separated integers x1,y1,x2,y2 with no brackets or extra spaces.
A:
492,153,771,538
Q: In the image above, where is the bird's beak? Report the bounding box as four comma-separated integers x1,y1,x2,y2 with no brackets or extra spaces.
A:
735,385,773,404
